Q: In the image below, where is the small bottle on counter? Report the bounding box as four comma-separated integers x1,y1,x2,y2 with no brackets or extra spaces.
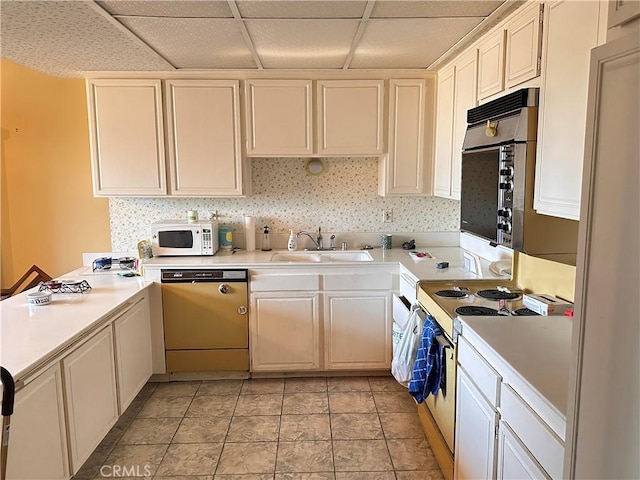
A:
261,226,272,251
287,230,297,251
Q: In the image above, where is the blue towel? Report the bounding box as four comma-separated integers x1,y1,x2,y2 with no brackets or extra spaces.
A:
408,315,444,403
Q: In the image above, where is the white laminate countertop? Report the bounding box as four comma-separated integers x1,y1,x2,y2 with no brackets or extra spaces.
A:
459,314,573,437
0,271,151,382
140,246,509,282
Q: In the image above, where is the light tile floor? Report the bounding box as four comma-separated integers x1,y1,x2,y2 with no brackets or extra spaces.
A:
74,376,444,480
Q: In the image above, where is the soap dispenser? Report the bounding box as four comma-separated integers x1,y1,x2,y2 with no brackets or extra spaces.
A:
288,230,297,251
261,226,272,251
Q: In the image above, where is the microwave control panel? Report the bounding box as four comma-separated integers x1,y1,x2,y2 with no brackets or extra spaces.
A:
201,228,214,255
498,145,514,247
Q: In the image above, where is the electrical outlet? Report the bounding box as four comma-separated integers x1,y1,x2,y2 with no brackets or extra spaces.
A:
383,209,393,223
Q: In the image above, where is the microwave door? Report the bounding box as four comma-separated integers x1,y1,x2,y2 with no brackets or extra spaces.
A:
158,230,195,249
460,148,500,243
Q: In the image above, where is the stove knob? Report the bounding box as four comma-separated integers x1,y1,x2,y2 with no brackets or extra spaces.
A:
499,181,513,190
498,222,512,234
500,168,513,176
498,208,512,219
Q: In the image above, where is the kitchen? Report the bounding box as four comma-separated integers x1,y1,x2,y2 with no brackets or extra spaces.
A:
1,1,638,479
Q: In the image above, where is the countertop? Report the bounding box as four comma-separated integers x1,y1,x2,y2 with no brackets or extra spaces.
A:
458,314,572,438
0,271,151,382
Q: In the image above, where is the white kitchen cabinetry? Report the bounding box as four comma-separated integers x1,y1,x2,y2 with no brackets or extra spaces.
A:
607,0,640,28
504,2,543,89
165,80,246,196
477,30,506,100
245,79,313,156
317,80,384,155
534,0,603,220
87,79,166,196
434,50,477,200
6,364,69,480
379,79,428,196
497,420,550,480
113,297,153,413
63,326,119,474
250,274,321,371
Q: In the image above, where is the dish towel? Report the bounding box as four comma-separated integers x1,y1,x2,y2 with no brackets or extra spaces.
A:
408,315,444,403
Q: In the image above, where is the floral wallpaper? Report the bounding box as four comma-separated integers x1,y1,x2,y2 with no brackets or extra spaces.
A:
110,157,460,251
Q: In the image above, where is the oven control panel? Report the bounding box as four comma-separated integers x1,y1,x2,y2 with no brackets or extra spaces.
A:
498,145,515,247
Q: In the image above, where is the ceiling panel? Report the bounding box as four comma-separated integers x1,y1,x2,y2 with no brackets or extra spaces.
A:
350,17,484,68
118,17,257,69
237,0,367,18
0,0,173,77
245,19,360,69
97,0,233,18
371,1,505,18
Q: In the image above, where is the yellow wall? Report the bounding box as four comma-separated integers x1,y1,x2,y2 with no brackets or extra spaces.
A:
1,60,111,288
515,252,576,303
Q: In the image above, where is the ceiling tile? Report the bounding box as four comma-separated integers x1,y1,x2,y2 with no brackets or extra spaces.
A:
350,17,484,68
0,1,172,77
97,0,233,18
245,19,360,68
371,1,505,18
237,0,367,18
117,17,257,69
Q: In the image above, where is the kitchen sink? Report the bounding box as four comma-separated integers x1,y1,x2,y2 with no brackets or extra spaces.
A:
270,251,373,263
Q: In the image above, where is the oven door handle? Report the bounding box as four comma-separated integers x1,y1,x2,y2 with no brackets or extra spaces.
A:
435,334,453,350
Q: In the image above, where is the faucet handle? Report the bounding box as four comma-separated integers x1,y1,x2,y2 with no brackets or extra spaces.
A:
329,234,336,249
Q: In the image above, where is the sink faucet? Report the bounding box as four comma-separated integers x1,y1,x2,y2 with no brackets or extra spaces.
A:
297,227,324,250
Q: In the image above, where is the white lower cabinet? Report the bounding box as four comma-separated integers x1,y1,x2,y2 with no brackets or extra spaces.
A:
63,325,119,474
497,420,550,480
250,291,322,371
454,367,498,480
324,291,391,369
113,298,153,413
6,363,69,480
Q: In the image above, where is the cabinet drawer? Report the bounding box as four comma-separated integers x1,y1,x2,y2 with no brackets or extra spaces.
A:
324,272,392,290
457,336,501,406
399,273,417,304
392,293,411,330
500,383,564,480
251,274,320,291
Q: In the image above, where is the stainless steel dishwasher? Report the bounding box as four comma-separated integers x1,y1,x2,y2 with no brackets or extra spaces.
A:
161,269,248,374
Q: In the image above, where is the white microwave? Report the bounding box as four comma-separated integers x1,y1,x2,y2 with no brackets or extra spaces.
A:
151,220,218,256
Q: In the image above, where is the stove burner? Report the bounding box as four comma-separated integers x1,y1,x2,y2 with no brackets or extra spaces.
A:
476,289,520,301
455,306,499,316
512,308,540,316
434,289,467,298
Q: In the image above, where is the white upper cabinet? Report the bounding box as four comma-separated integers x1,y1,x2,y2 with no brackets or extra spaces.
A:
434,65,456,197
317,80,384,155
505,2,543,89
245,79,313,156
477,30,507,100
380,78,429,196
165,80,246,196
535,0,604,220
434,50,477,200
87,79,166,196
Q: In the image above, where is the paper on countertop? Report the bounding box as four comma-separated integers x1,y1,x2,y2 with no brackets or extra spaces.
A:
409,251,434,262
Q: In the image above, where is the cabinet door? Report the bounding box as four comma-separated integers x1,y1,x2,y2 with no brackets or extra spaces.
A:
534,0,602,220
497,420,550,480
245,79,313,156
381,79,427,195
324,291,391,370
63,326,118,474
250,292,321,371
87,79,166,196
608,0,640,28
433,65,456,198
477,29,506,100
6,364,69,480
454,367,498,480
451,50,478,200
165,80,245,196
505,2,543,89
113,298,152,413
317,80,384,155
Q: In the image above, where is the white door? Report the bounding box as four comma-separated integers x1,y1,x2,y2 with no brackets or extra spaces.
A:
6,363,69,480
454,367,498,480
165,80,245,196
504,2,542,88
477,30,506,100
250,292,321,371
63,326,118,474
324,291,391,370
497,420,550,480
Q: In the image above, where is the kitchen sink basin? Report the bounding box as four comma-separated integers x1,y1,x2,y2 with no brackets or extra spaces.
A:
270,251,373,263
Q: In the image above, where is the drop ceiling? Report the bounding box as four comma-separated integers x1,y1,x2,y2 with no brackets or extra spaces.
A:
0,0,523,78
